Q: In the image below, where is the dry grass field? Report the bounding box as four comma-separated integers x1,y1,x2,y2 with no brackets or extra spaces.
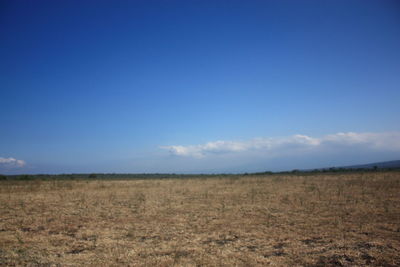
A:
1,172,399,266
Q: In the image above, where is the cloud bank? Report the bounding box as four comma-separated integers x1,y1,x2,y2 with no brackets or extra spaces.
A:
161,132,400,158
0,157,26,168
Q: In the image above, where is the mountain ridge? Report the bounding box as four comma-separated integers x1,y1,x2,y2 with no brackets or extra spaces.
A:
312,160,400,171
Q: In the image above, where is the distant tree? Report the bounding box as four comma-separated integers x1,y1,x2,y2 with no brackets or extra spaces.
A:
88,173,97,179
18,175,33,180
373,165,378,171
0,174,7,180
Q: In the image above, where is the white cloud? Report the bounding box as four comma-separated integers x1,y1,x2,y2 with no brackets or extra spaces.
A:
161,132,400,158
323,132,400,150
0,157,26,167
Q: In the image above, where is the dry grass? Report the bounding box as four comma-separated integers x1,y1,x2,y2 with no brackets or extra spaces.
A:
1,172,399,266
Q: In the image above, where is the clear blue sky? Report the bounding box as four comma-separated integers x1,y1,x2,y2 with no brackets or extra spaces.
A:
1,0,400,174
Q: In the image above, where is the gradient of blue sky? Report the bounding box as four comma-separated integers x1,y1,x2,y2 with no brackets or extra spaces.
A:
1,0,400,174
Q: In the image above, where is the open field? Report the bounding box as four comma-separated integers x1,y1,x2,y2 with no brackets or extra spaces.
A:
1,172,399,266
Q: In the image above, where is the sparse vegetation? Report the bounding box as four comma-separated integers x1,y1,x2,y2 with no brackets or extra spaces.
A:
0,172,399,266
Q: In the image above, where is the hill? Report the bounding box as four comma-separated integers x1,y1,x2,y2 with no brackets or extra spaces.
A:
345,160,400,169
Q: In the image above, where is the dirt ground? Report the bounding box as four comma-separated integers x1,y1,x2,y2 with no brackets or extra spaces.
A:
1,172,399,266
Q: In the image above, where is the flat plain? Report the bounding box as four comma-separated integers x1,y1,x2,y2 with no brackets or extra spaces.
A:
1,172,399,266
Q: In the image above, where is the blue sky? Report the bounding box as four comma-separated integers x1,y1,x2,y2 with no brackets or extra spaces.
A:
1,0,400,174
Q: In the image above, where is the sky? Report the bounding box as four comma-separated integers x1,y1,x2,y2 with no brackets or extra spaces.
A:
1,0,400,174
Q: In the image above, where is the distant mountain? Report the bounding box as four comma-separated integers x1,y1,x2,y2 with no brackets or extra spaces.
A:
309,160,400,171
299,160,400,172
344,160,400,169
